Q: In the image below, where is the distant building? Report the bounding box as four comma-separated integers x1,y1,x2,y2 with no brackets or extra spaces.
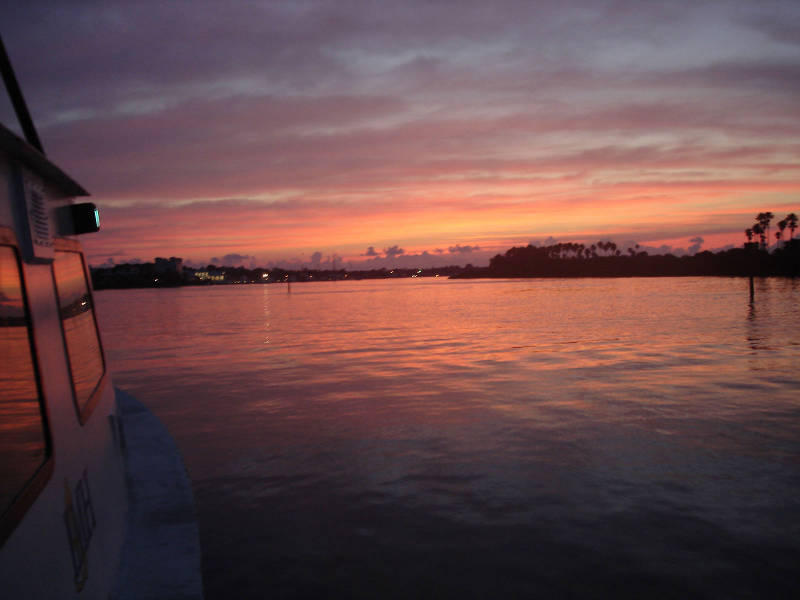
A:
154,257,183,274
194,269,225,282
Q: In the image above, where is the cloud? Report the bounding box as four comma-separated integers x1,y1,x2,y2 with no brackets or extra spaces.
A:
93,257,116,269
363,246,379,256
741,12,800,47
6,0,796,268
659,61,800,95
383,245,405,258
448,244,480,253
209,253,254,267
529,237,559,247
688,236,704,255
347,249,494,270
10,2,799,205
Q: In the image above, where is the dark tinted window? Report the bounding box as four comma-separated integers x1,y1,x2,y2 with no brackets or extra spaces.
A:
0,246,48,518
53,251,104,413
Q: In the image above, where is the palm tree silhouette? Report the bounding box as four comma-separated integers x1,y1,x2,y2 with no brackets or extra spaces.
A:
752,223,765,249
745,228,754,243
756,212,774,249
787,213,798,239
777,219,787,247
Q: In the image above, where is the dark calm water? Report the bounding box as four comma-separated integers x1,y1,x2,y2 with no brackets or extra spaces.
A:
95,277,800,598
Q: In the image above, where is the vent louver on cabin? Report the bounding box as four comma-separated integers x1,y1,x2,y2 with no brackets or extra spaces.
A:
11,165,55,262
27,184,52,249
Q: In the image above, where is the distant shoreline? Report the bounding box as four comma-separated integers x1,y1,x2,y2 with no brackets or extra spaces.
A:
91,241,799,290
451,271,798,280
453,241,799,280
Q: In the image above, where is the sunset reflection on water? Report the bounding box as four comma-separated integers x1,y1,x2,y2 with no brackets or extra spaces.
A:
96,277,800,598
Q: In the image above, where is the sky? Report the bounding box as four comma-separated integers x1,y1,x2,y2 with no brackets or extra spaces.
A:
2,0,800,269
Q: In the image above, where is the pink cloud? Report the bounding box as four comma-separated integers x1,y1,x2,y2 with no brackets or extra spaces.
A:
3,1,798,268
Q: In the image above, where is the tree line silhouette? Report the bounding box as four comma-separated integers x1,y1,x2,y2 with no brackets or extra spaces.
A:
456,212,799,279
745,212,797,250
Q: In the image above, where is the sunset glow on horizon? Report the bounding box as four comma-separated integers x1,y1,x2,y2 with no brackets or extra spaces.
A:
3,1,799,268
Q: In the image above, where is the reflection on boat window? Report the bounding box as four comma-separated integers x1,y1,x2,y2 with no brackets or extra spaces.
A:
0,246,48,519
53,250,105,415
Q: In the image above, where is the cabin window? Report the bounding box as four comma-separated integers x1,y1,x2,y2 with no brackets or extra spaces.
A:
53,250,105,416
0,245,49,521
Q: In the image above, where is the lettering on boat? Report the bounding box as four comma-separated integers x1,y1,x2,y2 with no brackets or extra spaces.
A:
63,470,95,591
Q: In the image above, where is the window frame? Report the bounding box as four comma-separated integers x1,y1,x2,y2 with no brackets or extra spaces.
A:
0,229,54,546
52,238,108,425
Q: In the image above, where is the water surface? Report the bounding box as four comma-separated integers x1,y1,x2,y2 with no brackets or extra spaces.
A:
96,277,800,598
